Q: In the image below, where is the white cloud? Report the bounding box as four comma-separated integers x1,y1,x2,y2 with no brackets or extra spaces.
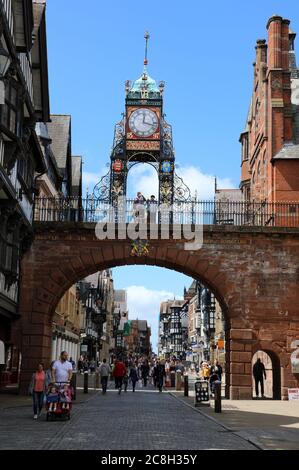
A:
178,165,235,200
83,164,235,200
123,164,235,200
126,285,183,353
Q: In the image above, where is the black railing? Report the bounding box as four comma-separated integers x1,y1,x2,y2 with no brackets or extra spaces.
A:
33,197,299,228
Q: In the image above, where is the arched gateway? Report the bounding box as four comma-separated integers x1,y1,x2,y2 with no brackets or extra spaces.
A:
17,221,299,399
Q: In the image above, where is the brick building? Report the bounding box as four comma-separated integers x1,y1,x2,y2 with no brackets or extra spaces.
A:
240,15,299,203
124,320,151,356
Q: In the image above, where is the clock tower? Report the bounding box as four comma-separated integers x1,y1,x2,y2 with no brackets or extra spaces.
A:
93,32,190,206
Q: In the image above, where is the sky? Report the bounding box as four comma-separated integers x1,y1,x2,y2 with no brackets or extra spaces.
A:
46,0,299,351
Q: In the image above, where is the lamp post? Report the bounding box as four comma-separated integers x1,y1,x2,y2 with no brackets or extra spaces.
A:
0,40,11,104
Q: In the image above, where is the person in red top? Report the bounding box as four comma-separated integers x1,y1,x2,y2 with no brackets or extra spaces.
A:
28,362,50,419
113,359,126,395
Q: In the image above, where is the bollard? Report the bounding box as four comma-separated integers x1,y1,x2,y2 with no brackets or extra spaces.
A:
170,371,176,388
214,381,222,413
71,373,77,401
95,371,100,390
175,371,182,391
184,374,189,397
84,371,89,394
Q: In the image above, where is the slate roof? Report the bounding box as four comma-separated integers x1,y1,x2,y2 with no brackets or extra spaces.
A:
272,143,299,159
114,290,127,302
72,156,82,188
47,115,71,170
137,320,148,331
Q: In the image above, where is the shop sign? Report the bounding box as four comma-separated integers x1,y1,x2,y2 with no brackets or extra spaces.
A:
288,389,299,400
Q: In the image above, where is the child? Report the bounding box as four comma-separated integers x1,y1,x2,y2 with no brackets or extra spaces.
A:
59,384,72,409
47,384,59,412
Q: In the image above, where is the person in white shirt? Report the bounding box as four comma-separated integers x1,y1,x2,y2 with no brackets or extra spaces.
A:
52,351,73,384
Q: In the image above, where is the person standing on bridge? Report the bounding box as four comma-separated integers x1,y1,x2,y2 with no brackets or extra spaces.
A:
253,358,266,398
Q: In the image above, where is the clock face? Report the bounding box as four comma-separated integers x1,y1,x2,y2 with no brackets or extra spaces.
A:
128,108,159,137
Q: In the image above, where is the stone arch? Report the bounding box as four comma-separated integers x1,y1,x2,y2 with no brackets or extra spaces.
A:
252,349,281,399
16,225,299,398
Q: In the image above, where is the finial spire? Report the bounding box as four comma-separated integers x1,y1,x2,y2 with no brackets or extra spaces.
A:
144,31,150,71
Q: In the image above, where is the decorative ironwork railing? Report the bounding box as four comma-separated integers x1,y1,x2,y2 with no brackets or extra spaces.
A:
34,197,299,227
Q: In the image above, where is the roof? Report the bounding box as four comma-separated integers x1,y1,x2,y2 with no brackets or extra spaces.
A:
32,1,45,38
114,290,127,302
215,189,243,202
170,300,186,309
130,67,160,93
242,97,253,134
272,143,299,160
71,156,82,187
137,320,148,331
47,115,71,170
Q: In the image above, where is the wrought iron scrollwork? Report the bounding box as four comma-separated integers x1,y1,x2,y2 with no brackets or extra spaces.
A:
93,170,111,202
174,172,192,202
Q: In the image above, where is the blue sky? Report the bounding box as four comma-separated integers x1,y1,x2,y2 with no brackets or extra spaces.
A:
46,0,299,350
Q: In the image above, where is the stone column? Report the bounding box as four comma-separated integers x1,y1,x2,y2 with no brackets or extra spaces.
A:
229,328,254,399
51,336,57,362
56,336,62,359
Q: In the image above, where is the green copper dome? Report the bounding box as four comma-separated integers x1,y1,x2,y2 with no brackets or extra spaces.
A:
130,66,160,93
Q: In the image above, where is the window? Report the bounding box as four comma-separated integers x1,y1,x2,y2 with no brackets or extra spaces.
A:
18,154,34,190
0,81,20,135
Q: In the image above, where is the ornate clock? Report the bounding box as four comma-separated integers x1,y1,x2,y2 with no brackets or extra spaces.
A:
128,108,159,137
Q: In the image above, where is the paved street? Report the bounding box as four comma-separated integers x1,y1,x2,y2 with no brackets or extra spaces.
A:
0,384,256,450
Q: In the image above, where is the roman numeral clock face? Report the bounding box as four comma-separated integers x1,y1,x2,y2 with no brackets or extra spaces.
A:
128,108,159,137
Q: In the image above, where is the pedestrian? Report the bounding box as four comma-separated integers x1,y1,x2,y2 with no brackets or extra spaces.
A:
253,358,266,398
141,360,150,387
98,358,111,394
147,195,157,223
77,357,83,374
69,357,76,370
123,361,130,392
52,351,73,384
129,364,139,392
133,192,146,222
211,361,223,382
28,362,49,419
113,358,126,395
153,359,166,392
89,359,96,374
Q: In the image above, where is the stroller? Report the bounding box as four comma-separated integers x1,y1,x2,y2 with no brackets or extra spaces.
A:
46,382,72,421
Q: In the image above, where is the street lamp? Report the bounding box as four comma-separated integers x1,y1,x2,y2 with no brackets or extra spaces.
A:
0,40,11,104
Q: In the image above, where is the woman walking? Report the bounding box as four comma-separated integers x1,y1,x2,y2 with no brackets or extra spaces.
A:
28,362,49,419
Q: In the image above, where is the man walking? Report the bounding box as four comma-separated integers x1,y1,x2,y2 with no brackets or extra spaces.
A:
153,359,166,393
113,358,126,395
52,351,73,384
98,359,111,394
253,358,267,398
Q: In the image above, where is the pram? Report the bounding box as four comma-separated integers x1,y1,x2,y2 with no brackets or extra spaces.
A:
46,382,72,421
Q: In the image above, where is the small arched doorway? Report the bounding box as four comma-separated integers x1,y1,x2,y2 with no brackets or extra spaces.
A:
252,350,281,400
